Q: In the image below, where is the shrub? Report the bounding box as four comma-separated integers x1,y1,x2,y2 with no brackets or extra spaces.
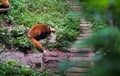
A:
0,28,10,48
0,60,42,76
56,28,78,50
0,25,32,51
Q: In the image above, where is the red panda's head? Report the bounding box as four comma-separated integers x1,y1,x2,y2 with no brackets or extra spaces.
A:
43,25,51,35
0,0,9,8
46,26,56,36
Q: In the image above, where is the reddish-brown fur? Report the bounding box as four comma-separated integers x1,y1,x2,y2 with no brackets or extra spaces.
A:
0,0,9,8
27,24,51,52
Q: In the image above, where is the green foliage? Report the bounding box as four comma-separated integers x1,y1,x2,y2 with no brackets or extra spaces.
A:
44,43,57,51
56,29,78,42
80,27,120,52
0,60,60,76
0,26,32,51
80,1,108,32
58,59,71,75
10,36,32,51
56,28,78,50
0,0,80,51
9,25,32,51
63,11,80,31
0,60,43,76
7,0,69,27
92,20,107,32
10,25,28,38
81,0,120,29
0,28,10,48
53,11,80,50
78,27,120,76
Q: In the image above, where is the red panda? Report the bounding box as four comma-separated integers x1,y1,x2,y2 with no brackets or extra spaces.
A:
0,0,9,8
27,24,51,52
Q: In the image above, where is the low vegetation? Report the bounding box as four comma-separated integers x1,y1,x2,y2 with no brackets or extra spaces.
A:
0,0,80,75
0,0,80,51
0,60,55,76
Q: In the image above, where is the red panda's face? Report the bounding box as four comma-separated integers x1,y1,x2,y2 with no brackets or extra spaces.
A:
45,26,51,35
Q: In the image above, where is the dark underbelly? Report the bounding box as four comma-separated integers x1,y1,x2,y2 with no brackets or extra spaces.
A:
35,32,47,41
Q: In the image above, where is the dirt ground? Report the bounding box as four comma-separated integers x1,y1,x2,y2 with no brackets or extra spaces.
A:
0,48,75,72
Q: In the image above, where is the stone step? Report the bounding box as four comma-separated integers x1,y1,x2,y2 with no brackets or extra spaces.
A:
76,37,88,40
66,72,87,76
74,37,85,41
67,0,81,6
68,11,82,17
72,52,95,57
70,47,94,52
69,61,91,67
80,27,92,31
80,21,91,24
69,57,93,62
67,1,80,6
80,33,91,37
69,47,79,52
80,27,90,30
78,47,94,52
66,67,90,73
69,47,95,57
80,23,92,27
74,40,83,45
80,29,92,34
69,47,93,53
69,5,82,11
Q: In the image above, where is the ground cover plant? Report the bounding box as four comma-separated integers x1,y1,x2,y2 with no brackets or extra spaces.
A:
0,0,80,51
0,0,81,76
0,59,57,76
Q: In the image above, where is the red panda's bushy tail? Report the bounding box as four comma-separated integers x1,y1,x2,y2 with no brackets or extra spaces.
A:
30,38,44,52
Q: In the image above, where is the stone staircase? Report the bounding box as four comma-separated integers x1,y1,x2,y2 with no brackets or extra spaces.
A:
65,0,95,76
